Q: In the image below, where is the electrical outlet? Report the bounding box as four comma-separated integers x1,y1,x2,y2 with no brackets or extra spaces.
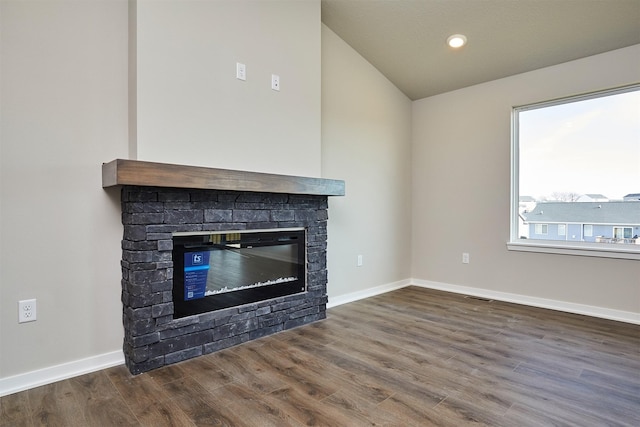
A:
18,299,37,323
236,62,246,81
271,74,280,91
357,254,363,267
462,253,470,264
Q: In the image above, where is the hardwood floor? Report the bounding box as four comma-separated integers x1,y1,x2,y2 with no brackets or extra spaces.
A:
2,286,639,426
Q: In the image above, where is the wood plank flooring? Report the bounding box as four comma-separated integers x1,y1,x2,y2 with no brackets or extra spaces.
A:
2,286,639,426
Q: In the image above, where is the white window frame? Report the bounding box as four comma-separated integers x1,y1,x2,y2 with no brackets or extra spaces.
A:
508,84,640,261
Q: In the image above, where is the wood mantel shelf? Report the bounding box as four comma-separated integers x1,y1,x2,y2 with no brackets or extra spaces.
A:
102,159,345,196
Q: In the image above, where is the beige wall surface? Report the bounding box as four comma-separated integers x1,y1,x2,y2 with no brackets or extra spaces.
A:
0,0,128,378
412,45,640,314
134,0,322,177
321,25,412,299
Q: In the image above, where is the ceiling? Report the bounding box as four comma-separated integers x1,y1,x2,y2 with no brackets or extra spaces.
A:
321,0,640,100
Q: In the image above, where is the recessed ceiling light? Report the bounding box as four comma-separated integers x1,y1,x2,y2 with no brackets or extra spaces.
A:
447,34,467,49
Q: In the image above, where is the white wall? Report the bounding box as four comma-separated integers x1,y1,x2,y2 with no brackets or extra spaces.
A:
321,25,413,302
0,0,128,381
133,0,322,177
412,45,640,315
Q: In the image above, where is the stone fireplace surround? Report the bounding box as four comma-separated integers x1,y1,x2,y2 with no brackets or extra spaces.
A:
103,159,345,374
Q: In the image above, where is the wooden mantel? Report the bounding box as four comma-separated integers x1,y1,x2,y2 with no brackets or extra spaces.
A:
102,159,345,196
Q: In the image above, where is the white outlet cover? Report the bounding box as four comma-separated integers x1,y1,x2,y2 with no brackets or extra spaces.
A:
18,299,37,323
236,62,246,81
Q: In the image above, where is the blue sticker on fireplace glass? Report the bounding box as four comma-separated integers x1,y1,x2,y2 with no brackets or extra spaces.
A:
183,251,210,300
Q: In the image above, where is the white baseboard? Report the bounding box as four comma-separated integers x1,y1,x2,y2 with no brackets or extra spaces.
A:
411,279,640,325
0,350,124,397
327,279,411,308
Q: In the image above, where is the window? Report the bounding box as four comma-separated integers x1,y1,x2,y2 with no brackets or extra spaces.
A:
613,227,633,239
535,224,548,235
558,224,566,236
584,225,593,237
509,84,640,260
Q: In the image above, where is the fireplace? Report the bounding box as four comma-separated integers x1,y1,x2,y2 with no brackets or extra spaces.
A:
104,159,344,374
172,228,306,318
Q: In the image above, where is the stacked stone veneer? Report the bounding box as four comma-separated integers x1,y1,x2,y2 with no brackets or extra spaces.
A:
120,185,328,374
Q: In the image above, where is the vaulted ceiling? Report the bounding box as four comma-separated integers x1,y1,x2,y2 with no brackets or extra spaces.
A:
321,0,640,100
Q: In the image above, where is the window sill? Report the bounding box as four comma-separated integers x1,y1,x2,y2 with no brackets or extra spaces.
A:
507,240,640,260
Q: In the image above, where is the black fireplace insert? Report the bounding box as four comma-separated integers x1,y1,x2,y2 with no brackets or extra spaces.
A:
172,228,306,318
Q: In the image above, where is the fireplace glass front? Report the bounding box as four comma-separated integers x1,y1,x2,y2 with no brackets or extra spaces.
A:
172,228,306,318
